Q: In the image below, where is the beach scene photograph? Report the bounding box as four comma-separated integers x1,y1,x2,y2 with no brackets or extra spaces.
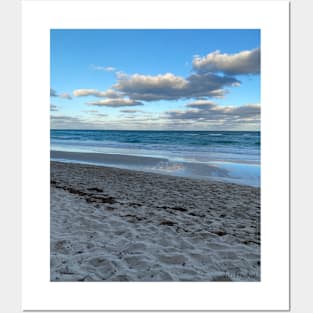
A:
50,29,261,282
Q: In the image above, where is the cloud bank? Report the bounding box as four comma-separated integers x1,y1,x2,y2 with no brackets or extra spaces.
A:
165,101,260,125
71,48,259,107
56,48,260,130
113,72,238,101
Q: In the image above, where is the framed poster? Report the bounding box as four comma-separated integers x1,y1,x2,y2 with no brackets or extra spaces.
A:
22,0,290,311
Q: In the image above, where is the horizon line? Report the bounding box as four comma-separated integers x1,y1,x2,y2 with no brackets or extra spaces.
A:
51,128,260,132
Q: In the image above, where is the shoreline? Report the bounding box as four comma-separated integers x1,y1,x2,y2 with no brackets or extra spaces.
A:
51,161,260,281
51,150,260,187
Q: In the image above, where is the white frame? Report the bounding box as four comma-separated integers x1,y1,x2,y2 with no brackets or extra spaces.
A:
22,1,290,311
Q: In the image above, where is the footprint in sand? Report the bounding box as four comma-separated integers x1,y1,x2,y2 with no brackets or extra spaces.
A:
158,254,187,265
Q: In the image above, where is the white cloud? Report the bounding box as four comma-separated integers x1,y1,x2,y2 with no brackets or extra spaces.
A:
91,65,117,72
116,72,187,91
119,109,143,113
104,66,116,72
87,98,144,107
58,93,72,100
192,48,260,75
185,100,217,109
73,89,120,98
94,113,108,117
83,109,99,114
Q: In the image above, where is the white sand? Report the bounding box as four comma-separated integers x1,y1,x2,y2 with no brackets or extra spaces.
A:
51,161,260,281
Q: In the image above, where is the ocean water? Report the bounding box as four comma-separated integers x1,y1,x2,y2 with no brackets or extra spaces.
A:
51,130,260,187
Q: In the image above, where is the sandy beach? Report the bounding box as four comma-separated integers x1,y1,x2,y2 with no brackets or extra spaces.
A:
51,161,260,282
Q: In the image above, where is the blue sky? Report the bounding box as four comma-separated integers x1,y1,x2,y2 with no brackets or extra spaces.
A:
51,29,260,130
